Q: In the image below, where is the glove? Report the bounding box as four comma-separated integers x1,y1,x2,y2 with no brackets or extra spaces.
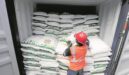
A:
66,41,72,47
63,41,72,56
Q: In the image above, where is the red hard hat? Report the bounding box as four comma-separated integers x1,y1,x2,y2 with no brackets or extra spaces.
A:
74,31,87,44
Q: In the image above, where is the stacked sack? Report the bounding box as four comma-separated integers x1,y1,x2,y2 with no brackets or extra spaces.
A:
30,11,108,75
32,11,100,38
32,12,48,35
55,38,69,75
73,15,99,36
32,12,74,38
21,35,59,75
32,12,60,37
83,36,112,75
58,13,74,38
83,49,94,74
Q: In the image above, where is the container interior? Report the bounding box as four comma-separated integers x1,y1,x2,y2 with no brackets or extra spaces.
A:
13,0,123,75
14,0,121,47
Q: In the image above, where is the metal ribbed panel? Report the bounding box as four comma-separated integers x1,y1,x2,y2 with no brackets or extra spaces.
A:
0,31,5,39
0,31,13,75
0,0,20,75
0,57,11,66
115,32,129,75
0,45,8,53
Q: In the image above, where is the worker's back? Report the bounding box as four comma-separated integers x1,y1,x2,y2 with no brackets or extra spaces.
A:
69,45,87,71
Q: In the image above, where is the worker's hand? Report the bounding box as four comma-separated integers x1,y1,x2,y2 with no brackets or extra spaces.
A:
67,41,72,47
86,39,89,46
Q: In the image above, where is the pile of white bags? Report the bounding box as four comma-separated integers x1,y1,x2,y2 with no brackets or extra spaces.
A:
21,35,112,75
32,12,99,38
55,39,69,75
22,11,111,75
21,35,59,75
84,36,112,75
32,12,73,37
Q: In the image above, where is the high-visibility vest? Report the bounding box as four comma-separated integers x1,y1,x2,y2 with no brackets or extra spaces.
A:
69,45,87,71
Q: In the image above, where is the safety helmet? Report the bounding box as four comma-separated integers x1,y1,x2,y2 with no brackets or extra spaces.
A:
74,31,87,45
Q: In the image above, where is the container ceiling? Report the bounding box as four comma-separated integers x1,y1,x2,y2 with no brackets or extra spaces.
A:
33,0,107,6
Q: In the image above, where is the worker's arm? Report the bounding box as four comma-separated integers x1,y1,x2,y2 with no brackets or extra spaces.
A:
86,39,91,50
63,41,72,56
86,39,89,46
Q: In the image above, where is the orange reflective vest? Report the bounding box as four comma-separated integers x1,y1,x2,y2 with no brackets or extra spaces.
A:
69,45,87,71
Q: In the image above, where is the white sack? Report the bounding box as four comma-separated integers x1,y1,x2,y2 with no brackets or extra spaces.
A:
88,36,111,55
55,42,68,54
94,57,110,62
92,73,104,75
32,22,47,27
72,19,86,25
32,16,47,21
32,30,45,35
32,26,45,31
93,51,112,59
60,19,73,23
47,17,60,22
94,61,109,65
84,20,99,24
85,15,99,20
83,65,94,72
59,70,67,75
60,14,74,19
39,61,59,68
57,58,69,66
86,57,94,64
84,29,100,34
60,24,74,28
21,44,55,54
86,50,92,57
33,12,48,17
48,13,59,18
46,22,59,27
26,71,39,75
24,35,57,49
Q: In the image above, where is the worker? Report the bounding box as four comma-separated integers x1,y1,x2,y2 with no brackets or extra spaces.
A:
63,31,89,75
